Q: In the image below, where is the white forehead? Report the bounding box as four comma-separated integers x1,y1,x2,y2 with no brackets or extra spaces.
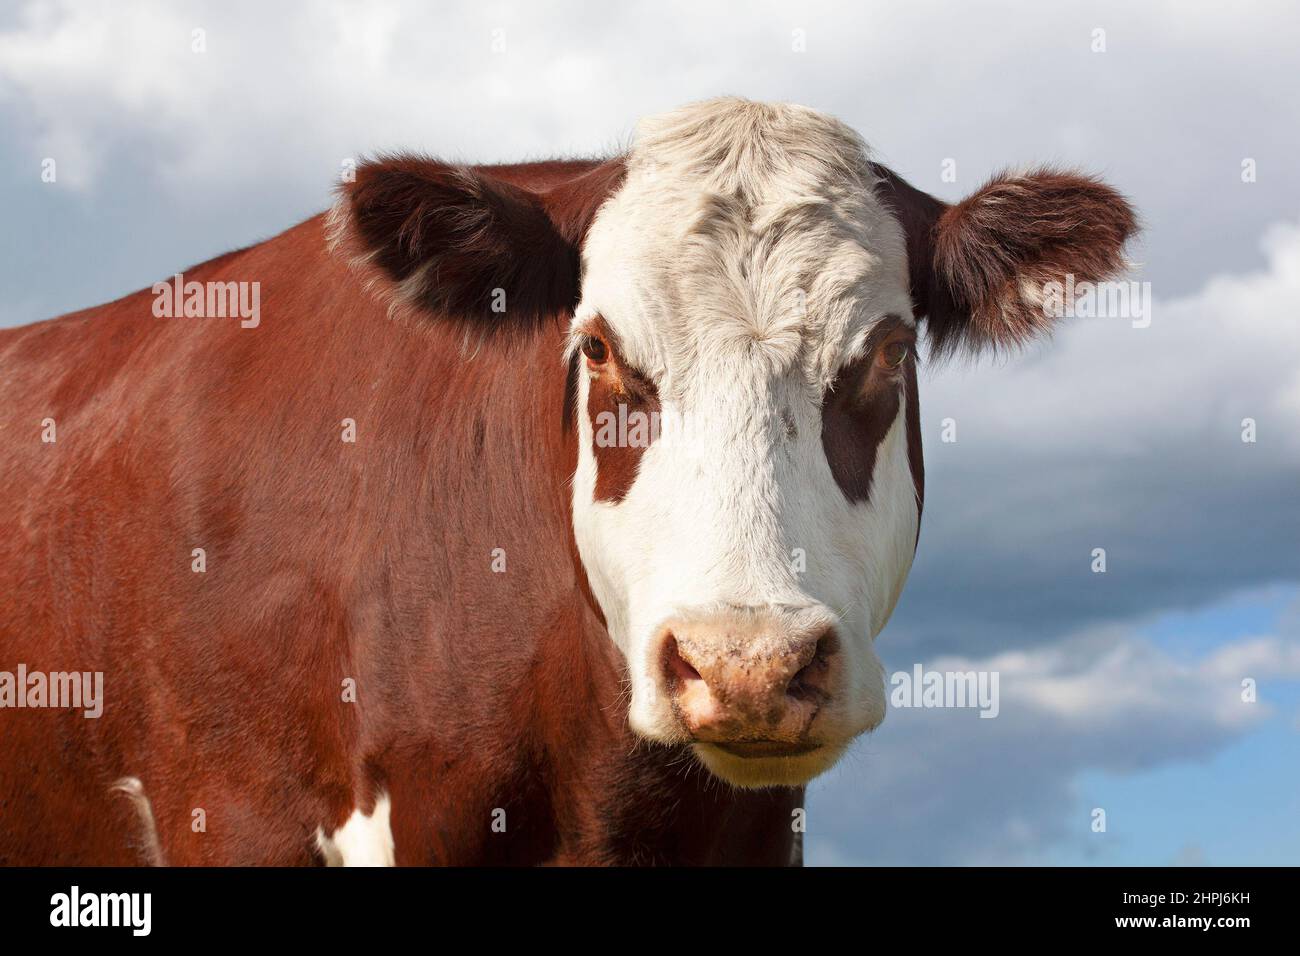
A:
576,98,914,396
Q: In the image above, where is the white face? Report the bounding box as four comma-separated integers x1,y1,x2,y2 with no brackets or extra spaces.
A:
568,101,922,788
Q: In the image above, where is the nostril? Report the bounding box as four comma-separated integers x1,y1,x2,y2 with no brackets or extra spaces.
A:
787,627,838,701
662,634,702,688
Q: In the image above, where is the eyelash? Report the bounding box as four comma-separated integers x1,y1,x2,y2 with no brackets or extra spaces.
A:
580,334,608,364
878,339,912,370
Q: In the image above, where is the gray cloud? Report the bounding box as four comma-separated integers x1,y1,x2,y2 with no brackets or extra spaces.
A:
894,222,1300,656
3,0,1299,320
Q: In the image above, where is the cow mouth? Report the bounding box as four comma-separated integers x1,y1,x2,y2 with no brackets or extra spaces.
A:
707,740,822,758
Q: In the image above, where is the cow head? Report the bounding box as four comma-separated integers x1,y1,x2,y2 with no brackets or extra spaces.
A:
335,99,1136,788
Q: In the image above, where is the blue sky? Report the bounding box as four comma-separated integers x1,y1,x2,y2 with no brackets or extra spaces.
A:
1080,589,1300,867
2,0,1297,864
806,587,1300,866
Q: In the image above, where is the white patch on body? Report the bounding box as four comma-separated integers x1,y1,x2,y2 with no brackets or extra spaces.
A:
316,794,395,867
111,776,166,866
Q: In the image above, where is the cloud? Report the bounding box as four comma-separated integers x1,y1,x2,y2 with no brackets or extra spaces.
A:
807,602,1300,865
3,0,1299,286
2,0,1298,320
893,218,1300,656
0,0,726,190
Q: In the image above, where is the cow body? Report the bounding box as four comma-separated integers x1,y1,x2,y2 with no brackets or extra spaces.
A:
0,100,1134,865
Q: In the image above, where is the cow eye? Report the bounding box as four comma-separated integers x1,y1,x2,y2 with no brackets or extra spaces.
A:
581,335,609,364
878,340,909,370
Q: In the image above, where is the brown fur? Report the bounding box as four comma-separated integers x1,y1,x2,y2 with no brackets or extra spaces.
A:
582,315,662,504
0,159,797,866
871,164,1138,357
821,315,919,506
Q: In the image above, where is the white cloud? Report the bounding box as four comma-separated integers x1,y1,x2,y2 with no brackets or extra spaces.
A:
0,0,730,188
807,598,1300,865
921,220,1300,465
2,0,1298,364
3,1,1298,228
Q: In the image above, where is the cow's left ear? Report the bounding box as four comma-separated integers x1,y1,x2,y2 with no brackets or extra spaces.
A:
872,165,1138,357
331,155,623,331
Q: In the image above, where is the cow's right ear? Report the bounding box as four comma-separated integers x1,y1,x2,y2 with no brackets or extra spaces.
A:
332,156,617,330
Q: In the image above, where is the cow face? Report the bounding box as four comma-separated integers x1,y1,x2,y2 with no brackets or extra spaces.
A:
568,105,921,788
335,98,1135,789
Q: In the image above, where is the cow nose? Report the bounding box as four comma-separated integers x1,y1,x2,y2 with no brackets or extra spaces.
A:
658,610,837,747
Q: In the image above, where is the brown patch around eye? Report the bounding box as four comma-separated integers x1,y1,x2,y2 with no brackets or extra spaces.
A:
582,317,661,503
821,316,918,505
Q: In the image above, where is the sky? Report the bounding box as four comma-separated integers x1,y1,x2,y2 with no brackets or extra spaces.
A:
2,0,1297,865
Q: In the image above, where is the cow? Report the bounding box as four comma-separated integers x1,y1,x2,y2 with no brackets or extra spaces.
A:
0,98,1135,865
